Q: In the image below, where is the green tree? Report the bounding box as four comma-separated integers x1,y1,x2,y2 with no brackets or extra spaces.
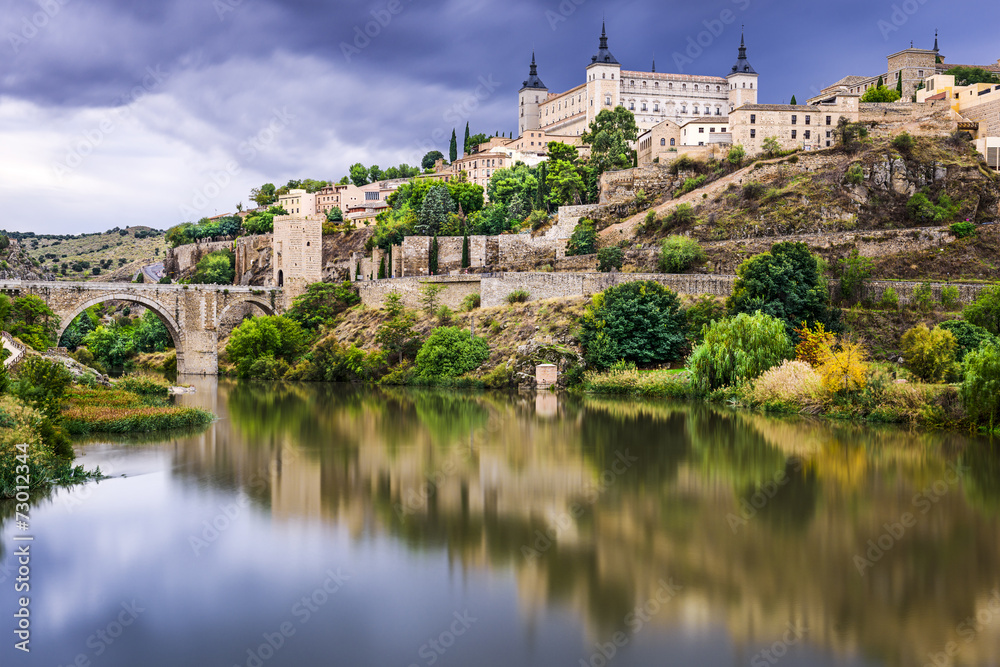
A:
728,241,837,335
945,66,999,85
461,232,470,269
189,250,235,285
900,324,957,382
688,311,793,392
4,294,60,350
838,249,873,304
134,310,171,353
285,282,359,331
249,183,277,207
415,326,489,380
581,107,639,175
349,163,370,187
446,181,485,215
727,144,746,167
964,285,1000,335
465,133,488,154
225,315,307,379
579,280,687,370
597,246,624,272
547,159,586,206
790,94,797,105
326,206,343,222
659,235,706,273
368,165,384,183
836,116,869,151
416,185,455,236
13,356,72,421
762,136,782,157
429,236,439,275
535,162,548,211
83,323,136,368
876,76,884,88
376,299,419,364
463,123,470,156
860,85,901,103
938,319,995,361
422,151,444,170
961,341,1000,429
378,257,386,279
566,219,597,256
896,70,903,95
449,129,458,162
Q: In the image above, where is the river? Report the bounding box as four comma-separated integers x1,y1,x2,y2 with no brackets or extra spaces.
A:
2,380,1000,666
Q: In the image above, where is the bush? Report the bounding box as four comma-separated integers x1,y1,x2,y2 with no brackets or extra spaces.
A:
742,182,766,200
964,285,1000,335
688,311,793,393
414,327,490,381
748,360,826,408
659,203,696,231
597,246,624,272
224,315,307,379
938,319,995,362
794,321,836,367
950,221,977,238
286,282,359,330
726,145,746,167
961,341,1000,428
189,249,235,285
845,163,864,185
838,249,873,304
580,281,687,370
729,241,837,335
900,324,958,383
566,218,597,256
659,235,705,273
676,174,707,197
506,289,530,304
461,293,481,311
941,286,961,311
911,281,935,313
683,295,726,344
906,192,960,224
817,341,869,394
891,132,915,152
879,287,900,310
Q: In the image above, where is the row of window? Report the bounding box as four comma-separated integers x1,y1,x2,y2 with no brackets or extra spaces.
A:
628,80,724,92
748,114,835,125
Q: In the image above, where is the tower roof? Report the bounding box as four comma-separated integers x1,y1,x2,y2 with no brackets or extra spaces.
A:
729,29,757,76
589,21,619,66
521,52,547,90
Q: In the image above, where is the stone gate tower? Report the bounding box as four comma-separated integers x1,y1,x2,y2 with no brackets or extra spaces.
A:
273,215,322,302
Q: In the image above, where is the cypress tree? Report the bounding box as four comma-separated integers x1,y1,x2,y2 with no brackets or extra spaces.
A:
463,123,470,156
378,257,386,279
449,129,458,163
876,75,884,88
461,232,470,269
387,245,392,277
535,163,548,211
790,94,797,105
896,71,903,95
429,236,439,275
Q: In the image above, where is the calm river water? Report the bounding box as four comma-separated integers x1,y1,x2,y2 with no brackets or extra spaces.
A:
3,379,1000,667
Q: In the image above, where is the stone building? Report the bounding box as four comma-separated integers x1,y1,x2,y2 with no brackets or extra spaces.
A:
729,94,860,156
272,205,322,299
518,23,758,138
917,73,1000,169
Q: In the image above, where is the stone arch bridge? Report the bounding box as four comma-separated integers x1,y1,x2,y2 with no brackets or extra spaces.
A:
0,280,283,375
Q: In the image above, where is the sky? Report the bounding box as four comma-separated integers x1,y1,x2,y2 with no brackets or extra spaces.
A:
1,0,998,235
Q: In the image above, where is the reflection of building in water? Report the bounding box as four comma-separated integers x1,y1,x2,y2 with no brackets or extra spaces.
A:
170,384,1000,667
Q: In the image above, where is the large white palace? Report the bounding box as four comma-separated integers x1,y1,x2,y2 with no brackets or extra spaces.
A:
518,22,759,137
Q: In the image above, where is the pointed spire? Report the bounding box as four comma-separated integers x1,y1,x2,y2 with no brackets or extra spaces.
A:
934,29,939,52
529,51,538,76
651,52,656,73
522,51,546,90
600,19,608,50
590,19,619,65
730,28,755,75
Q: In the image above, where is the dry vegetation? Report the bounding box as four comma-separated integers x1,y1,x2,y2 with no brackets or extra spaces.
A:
17,226,168,281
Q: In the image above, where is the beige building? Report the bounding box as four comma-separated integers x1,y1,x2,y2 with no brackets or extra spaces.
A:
729,94,860,156
518,24,758,138
917,73,1000,169
679,117,732,146
272,216,321,295
277,189,317,217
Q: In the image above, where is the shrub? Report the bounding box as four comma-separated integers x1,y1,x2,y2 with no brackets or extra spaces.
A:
726,144,746,167
659,203,696,231
845,163,864,185
906,192,960,224
224,315,307,379
286,282,359,330
941,286,961,311
189,249,235,285
659,235,705,273
748,360,826,407
643,210,657,230
506,289,530,304
961,341,1000,428
794,321,836,367
419,283,445,315
742,182,766,200
14,356,72,421
597,246,624,272
688,311,793,393
879,287,900,310
964,285,1000,335
683,295,726,344
838,249,873,304
938,319,995,362
461,293,481,311
292,337,386,383
580,281,687,370
900,324,958,383
950,221,977,238
669,155,698,175
566,218,597,256
676,174,707,197
729,241,837,335
817,341,869,394
891,132,915,152
414,327,490,380
435,305,453,324
911,281,935,313
115,373,170,398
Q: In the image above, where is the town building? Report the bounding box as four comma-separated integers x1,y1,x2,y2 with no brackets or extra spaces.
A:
277,189,317,217
518,24,758,138
918,73,1000,169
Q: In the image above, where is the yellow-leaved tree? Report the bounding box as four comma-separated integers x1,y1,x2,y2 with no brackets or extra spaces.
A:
818,340,869,393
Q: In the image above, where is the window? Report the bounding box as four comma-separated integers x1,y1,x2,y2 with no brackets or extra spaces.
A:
791,115,797,124
694,84,698,91
918,69,924,77
641,103,647,111
717,85,721,91
826,141,831,147
716,108,721,116
826,131,832,138
682,83,687,90
710,127,715,133
804,130,810,139
681,106,687,114
605,96,611,105
826,116,832,126
670,138,675,146
750,129,756,138
791,130,797,139
660,138,666,146
805,116,811,125
630,80,635,87
629,102,635,110
750,114,756,124
654,103,659,112
698,127,704,133
668,82,673,89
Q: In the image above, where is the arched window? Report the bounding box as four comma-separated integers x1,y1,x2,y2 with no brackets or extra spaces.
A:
660,138,666,146
670,138,675,146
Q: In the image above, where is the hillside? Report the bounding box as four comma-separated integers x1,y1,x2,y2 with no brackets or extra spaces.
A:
4,226,168,282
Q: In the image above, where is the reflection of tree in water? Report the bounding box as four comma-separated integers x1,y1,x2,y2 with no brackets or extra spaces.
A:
961,440,1000,516
737,457,819,534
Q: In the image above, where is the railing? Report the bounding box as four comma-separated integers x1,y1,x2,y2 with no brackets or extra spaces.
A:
1,331,26,371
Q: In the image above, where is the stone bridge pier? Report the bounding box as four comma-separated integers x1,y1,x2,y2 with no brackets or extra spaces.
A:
0,281,283,375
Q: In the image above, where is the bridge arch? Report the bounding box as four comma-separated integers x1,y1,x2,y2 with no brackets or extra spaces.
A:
217,297,276,339
57,293,187,373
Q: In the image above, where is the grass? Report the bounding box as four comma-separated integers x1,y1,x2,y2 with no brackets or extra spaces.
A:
61,386,214,434
15,227,168,281
583,368,692,398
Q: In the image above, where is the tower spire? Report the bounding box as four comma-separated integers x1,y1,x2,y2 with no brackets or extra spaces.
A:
934,29,939,52
651,52,656,73
600,19,608,49
730,28,755,74
590,19,618,65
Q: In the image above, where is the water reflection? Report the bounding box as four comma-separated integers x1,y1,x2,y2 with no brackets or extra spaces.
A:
160,381,1000,667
